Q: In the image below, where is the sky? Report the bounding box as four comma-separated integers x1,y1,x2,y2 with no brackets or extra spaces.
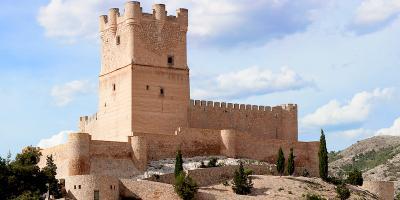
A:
1,0,400,156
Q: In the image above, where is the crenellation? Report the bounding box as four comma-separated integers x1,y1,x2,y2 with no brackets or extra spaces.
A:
214,102,220,107
221,102,226,108
107,8,120,33
259,106,265,111
227,103,233,109
152,4,166,21
195,100,200,106
201,100,206,106
207,101,213,107
246,104,251,110
252,105,258,110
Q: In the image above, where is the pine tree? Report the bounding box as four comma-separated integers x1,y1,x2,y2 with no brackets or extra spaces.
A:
276,147,285,176
42,155,62,198
232,162,253,195
319,129,328,181
174,149,184,178
287,148,295,176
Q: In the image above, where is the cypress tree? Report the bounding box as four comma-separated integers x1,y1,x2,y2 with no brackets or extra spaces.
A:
287,148,295,176
276,147,285,176
42,155,62,198
174,149,184,178
319,129,328,181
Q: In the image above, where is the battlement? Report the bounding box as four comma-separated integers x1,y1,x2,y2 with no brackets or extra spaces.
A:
79,113,98,124
99,1,188,32
189,99,297,112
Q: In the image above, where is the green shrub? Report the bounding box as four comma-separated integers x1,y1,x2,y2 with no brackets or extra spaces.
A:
232,162,253,195
302,169,310,177
207,157,218,168
244,168,253,176
326,176,343,186
287,148,295,176
175,150,184,178
345,168,363,186
174,172,198,200
336,184,350,200
199,161,206,168
395,192,400,200
303,193,326,200
276,147,285,176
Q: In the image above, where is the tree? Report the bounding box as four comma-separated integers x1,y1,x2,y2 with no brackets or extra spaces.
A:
346,168,363,186
175,149,184,178
319,130,328,181
276,147,285,176
232,162,253,195
287,148,295,176
42,155,62,198
8,146,47,199
174,171,198,200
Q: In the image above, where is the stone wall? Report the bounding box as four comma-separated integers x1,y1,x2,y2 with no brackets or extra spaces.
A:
65,175,119,200
189,100,298,141
146,164,275,186
38,143,69,179
361,181,394,200
120,179,179,200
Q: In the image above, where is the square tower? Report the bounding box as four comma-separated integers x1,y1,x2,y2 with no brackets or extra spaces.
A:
93,2,190,141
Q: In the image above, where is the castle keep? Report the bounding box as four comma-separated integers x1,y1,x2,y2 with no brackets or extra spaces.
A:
39,2,320,199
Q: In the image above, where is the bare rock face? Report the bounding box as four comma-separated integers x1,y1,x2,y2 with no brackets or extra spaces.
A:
329,135,400,195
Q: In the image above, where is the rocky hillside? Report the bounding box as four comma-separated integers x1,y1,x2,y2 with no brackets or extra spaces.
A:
329,135,400,195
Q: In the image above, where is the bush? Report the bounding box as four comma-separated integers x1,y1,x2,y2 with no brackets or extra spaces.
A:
303,193,326,200
345,168,363,186
276,147,285,176
232,162,253,195
336,184,350,200
207,157,218,168
395,192,400,200
302,169,310,177
326,176,343,186
244,168,253,176
174,172,198,200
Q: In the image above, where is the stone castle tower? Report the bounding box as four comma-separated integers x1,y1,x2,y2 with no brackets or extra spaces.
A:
40,3,322,194
82,2,190,141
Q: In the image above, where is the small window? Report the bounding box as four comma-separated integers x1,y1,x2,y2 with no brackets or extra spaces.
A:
160,88,164,96
167,56,174,65
116,36,120,45
94,190,100,200
110,185,113,190
146,85,149,90
74,185,76,189
112,84,116,91
114,185,116,190
78,185,81,189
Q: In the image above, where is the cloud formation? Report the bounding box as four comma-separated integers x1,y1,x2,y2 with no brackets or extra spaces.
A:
376,117,400,136
192,66,313,100
37,130,73,148
51,80,94,106
37,0,322,44
301,88,394,128
355,0,400,25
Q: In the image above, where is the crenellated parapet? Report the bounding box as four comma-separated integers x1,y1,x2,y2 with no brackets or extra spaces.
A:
189,99,297,112
99,1,188,33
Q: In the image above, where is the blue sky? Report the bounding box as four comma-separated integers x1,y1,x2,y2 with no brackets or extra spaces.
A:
1,0,400,156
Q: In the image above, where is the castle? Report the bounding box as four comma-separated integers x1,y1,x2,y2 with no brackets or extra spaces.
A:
38,2,321,199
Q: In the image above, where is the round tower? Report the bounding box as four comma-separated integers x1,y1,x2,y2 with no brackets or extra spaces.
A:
220,129,237,158
129,135,148,171
68,133,91,176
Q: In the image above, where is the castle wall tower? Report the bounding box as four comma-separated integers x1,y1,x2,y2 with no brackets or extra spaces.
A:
94,1,190,140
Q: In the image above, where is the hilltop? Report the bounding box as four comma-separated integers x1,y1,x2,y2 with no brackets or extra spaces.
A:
329,135,400,195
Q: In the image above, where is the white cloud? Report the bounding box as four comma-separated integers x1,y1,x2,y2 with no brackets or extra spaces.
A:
334,128,374,139
51,80,94,106
301,88,394,128
37,0,321,43
192,66,313,99
376,117,400,136
355,0,400,25
37,130,73,148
